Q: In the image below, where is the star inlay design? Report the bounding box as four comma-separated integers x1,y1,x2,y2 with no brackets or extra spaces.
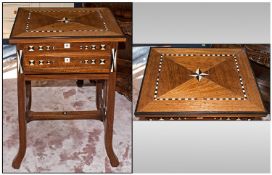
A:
57,17,71,24
190,68,209,81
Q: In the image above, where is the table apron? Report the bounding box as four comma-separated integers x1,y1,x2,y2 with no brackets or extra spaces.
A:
23,73,111,80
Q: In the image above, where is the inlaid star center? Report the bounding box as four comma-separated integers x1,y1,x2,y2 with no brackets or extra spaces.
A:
190,68,209,81
57,17,71,24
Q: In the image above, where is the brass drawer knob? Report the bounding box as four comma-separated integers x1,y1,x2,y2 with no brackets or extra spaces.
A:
46,46,50,50
38,46,43,51
84,60,89,64
47,60,51,64
99,59,105,64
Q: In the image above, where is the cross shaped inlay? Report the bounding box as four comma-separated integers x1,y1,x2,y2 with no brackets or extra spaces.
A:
190,68,209,81
57,17,71,24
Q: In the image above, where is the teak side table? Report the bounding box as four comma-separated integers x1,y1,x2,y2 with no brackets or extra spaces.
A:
135,48,266,120
9,7,125,168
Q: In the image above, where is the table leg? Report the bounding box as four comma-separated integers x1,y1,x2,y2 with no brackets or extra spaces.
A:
76,80,84,87
96,80,103,121
104,72,119,167
12,74,27,169
96,80,102,110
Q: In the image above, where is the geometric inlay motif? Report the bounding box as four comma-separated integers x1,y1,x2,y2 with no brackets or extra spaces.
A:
190,68,208,81
154,53,248,101
57,17,71,23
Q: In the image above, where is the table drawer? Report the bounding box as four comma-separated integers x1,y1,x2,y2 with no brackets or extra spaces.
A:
23,53,112,74
23,42,114,53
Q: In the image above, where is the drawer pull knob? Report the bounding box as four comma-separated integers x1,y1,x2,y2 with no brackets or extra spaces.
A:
91,45,96,50
64,57,71,63
85,45,88,50
46,46,50,50
84,60,89,64
64,43,70,49
91,59,96,64
29,60,35,65
28,46,34,51
99,59,105,64
100,44,106,50
38,46,43,51
47,60,51,64
39,60,44,65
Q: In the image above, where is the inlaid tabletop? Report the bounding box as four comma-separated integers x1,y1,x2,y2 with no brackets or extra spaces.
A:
135,48,266,117
10,8,123,39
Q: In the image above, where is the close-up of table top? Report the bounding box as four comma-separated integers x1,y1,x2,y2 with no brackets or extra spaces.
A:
135,48,266,120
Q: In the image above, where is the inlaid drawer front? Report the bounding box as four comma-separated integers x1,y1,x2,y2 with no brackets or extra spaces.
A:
23,42,113,52
23,54,111,74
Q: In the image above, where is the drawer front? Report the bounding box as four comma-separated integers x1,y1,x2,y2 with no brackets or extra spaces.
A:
23,42,113,53
23,54,112,74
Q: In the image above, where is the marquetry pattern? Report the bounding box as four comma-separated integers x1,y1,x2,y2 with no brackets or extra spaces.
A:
26,43,109,52
27,58,106,66
153,53,248,101
25,9,108,33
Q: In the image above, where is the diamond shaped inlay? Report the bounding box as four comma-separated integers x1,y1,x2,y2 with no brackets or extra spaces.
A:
190,68,208,81
57,17,71,24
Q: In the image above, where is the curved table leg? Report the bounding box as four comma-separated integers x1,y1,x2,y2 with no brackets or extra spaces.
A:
104,72,119,167
12,74,27,169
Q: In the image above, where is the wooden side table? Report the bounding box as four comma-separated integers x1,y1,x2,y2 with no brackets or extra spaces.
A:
9,7,125,169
